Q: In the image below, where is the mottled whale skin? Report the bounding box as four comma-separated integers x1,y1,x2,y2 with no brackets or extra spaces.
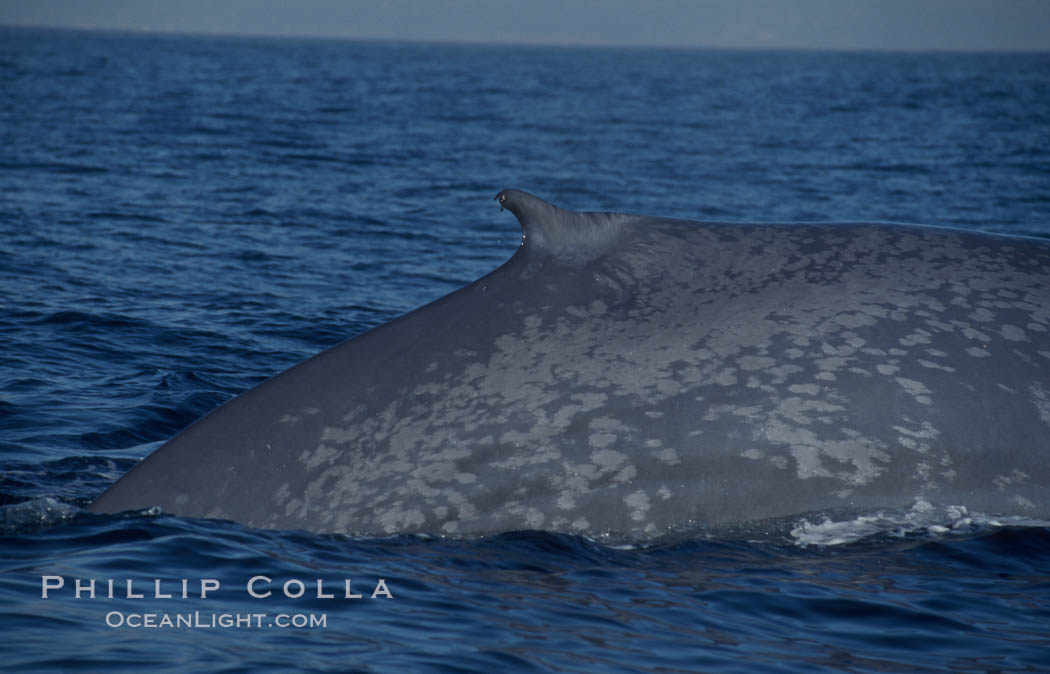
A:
90,190,1050,537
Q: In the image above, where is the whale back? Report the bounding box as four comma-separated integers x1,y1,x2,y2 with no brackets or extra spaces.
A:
90,191,1050,537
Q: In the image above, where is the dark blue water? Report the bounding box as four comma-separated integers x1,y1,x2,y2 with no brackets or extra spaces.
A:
3,27,1050,671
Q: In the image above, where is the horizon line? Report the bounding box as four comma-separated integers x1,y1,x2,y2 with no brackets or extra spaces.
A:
4,22,1049,55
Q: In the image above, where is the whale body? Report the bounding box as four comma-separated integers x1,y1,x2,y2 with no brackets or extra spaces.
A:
90,190,1050,537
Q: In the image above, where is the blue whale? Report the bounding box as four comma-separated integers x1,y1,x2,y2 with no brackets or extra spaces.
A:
90,190,1050,537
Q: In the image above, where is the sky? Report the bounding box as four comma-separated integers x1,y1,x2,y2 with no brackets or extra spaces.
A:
2,0,1049,51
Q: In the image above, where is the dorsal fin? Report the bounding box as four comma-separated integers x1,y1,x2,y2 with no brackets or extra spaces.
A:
496,189,628,262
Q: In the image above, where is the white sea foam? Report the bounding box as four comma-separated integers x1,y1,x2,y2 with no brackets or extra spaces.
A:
790,499,1050,546
0,497,79,535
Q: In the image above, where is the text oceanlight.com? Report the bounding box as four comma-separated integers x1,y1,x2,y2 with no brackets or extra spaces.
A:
105,611,328,629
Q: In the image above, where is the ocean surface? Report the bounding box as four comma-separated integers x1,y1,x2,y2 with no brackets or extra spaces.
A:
2,27,1050,671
